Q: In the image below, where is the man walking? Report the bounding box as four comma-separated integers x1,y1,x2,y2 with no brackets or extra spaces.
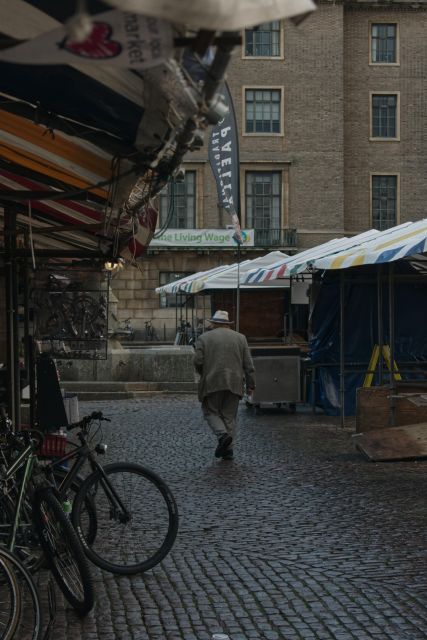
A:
194,310,255,460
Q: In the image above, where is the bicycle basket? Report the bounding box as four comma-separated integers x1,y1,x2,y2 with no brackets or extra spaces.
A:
38,433,67,458
19,424,67,458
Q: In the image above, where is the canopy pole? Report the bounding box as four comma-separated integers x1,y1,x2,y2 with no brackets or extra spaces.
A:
339,270,345,429
388,263,396,426
377,265,384,385
289,276,293,343
236,242,241,332
4,206,20,429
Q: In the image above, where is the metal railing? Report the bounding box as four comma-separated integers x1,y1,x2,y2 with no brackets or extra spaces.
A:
253,228,297,248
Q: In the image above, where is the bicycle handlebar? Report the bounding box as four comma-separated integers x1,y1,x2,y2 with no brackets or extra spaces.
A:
68,411,111,431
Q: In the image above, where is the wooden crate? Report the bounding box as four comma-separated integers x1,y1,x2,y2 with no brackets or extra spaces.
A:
356,384,427,433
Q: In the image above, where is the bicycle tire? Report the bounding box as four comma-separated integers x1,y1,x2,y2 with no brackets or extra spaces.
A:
0,553,20,640
0,548,43,640
72,462,179,575
0,494,45,573
32,488,94,616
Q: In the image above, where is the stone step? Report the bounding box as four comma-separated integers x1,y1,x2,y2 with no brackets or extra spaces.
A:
61,381,197,400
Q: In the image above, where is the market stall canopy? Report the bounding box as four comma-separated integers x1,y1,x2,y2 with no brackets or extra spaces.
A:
312,219,427,271
155,251,292,295
155,263,236,294
244,221,427,284
244,230,382,283
180,251,292,292
102,0,316,29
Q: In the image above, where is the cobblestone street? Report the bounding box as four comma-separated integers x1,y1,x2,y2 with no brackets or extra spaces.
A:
40,395,427,640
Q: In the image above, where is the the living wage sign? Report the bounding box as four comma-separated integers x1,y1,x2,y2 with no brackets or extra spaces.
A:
151,229,254,247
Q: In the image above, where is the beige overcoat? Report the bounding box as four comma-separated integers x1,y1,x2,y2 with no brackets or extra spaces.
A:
193,327,256,401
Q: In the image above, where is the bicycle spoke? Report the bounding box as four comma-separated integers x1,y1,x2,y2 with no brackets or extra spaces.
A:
74,463,178,574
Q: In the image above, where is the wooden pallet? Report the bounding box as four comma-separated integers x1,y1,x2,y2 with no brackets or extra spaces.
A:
353,422,427,461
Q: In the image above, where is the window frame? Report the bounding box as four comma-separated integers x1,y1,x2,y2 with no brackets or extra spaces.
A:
370,173,400,231
242,86,285,137
369,91,400,141
158,169,197,229
369,21,400,66
242,20,284,60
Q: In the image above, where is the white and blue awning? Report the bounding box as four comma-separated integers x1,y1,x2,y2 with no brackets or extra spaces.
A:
243,221,427,284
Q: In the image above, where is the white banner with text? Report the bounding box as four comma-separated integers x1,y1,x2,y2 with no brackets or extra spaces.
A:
151,229,254,247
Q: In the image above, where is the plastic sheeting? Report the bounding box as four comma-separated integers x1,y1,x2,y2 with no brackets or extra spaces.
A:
309,268,427,416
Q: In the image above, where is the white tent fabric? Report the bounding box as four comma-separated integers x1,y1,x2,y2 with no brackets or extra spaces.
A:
244,230,381,283
313,219,427,271
180,251,290,292
244,221,427,283
103,0,316,30
155,251,290,295
155,263,237,294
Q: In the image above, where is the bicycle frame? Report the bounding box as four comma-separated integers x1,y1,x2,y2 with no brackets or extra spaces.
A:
46,435,130,520
2,443,35,553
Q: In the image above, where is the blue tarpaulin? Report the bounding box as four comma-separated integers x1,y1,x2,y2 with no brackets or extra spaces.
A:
309,266,427,415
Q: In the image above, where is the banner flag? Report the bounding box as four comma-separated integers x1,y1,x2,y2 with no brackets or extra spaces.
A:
0,10,173,69
208,83,243,243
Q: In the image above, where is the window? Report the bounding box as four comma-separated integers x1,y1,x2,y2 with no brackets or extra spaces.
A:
372,175,398,230
371,94,398,138
245,89,282,134
244,21,281,57
371,23,397,63
246,172,281,245
159,171,196,229
159,272,194,308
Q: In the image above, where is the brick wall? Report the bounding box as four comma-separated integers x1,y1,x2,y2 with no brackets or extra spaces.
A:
112,2,427,335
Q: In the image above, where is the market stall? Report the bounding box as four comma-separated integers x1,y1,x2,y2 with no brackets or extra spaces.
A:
244,219,427,448
156,250,312,410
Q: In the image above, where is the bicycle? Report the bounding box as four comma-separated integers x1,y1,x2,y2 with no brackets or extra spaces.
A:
143,320,159,341
108,314,135,341
32,274,107,341
0,418,94,616
0,549,20,640
0,547,44,640
45,411,179,575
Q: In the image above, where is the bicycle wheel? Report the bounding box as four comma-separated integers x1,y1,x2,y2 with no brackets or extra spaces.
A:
0,553,20,640
0,494,45,573
0,548,43,640
72,462,179,575
32,488,94,616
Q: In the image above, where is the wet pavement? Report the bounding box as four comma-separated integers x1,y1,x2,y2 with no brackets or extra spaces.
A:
37,395,427,640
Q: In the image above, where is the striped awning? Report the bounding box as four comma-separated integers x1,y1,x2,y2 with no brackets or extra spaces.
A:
243,221,427,284
180,251,290,292
244,230,380,283
314,219,427,270
156,264,236,294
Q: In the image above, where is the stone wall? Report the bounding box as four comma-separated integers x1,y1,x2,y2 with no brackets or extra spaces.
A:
57,346,197,383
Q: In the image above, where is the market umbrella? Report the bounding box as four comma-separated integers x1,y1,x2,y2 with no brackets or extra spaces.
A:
102,0,316,30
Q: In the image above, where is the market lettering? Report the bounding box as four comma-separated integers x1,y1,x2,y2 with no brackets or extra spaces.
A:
221,141,232,152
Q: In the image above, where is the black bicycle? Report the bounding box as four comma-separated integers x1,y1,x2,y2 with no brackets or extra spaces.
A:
0,420,94,616
0,547,44,640
45,412,179,575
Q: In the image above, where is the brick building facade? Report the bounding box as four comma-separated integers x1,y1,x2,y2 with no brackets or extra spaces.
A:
111,0,427,339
